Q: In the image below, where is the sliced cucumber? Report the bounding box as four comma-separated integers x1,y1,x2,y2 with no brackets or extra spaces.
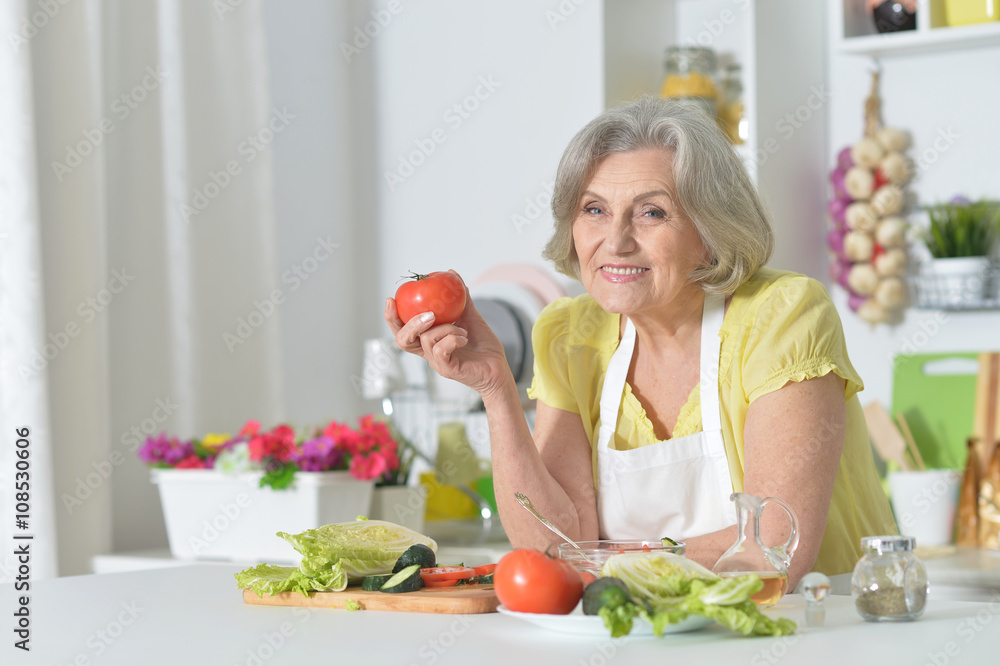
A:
393,544,437,573
361,574,394,591
661,536,679,547
380,564,424,593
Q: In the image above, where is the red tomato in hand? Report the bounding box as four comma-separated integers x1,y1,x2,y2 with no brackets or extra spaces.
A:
494,549,583,615
394,271,466,324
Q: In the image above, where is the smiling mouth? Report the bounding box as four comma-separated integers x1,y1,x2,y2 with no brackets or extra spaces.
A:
602,266,648,275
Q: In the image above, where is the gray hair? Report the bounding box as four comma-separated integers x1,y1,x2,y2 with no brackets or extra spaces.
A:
544,95,773,295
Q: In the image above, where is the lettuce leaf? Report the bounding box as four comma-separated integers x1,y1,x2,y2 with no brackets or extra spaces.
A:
596,553,796,638
598,601,640,638
235,562,348,597
277,519,437,581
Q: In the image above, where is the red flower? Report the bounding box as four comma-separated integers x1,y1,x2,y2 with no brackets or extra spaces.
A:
176,454,207,469
324,421,361,456
248,424,297,463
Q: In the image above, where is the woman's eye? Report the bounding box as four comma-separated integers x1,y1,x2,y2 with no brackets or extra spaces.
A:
583,206,604,215
642,208,665,218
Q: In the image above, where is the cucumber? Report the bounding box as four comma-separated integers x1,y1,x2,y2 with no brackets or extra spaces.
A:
361,574,394,591
393,544,437,573
380,564,424,593
582,577,632,616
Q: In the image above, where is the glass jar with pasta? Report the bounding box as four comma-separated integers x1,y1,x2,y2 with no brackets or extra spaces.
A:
660,46,718,119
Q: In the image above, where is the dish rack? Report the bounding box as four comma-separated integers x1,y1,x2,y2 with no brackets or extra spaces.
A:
382,387,505,545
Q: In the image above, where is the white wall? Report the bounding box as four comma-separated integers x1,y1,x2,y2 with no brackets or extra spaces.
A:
264,0,384,425
371,0,603,300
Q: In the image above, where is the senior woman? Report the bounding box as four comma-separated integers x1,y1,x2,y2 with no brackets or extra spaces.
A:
385,96,896,589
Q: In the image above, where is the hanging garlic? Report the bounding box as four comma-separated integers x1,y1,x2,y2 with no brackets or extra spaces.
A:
870,184,904,216
857,298,890,324
844,231,876,262
847,263,879,296
876,126,909,153
851,137,886,169
846,202,878,232
878,152,911,185
845,167,875,200
874,276,908,308
875,217,908,247
875,248,908,276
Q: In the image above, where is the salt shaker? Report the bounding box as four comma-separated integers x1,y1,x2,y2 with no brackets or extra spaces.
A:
851,535,928,621
798,572,831,627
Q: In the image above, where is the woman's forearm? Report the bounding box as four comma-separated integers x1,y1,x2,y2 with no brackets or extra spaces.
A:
481,376,598,551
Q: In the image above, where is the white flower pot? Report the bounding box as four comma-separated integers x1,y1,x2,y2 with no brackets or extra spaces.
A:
369,485,427,535
150,469,374,562
931,256,992,305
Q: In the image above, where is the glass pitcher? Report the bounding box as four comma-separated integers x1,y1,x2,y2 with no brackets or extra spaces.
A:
712,492,800,607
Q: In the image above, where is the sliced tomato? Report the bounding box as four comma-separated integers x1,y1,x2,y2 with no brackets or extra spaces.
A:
420,566,476,586
424,578,462,588
472,564,497,576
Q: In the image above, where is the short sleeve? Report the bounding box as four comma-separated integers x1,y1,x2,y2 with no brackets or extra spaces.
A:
526,297,580,414
740,277,863,404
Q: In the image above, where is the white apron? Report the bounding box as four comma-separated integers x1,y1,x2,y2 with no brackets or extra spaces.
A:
596,293,737,540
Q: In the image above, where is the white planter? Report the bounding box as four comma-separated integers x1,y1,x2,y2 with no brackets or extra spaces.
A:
150,469,374,562
368,485,426,535
932,256,992,305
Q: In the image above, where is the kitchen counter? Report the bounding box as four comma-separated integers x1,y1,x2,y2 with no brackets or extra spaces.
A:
921,547,1000,602
5,565,1000,665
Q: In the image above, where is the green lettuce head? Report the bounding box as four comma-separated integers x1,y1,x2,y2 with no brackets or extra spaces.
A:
278,518,437,580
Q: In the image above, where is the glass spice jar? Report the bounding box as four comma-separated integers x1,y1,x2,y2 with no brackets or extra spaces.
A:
660,46,718,119
851,535,928,622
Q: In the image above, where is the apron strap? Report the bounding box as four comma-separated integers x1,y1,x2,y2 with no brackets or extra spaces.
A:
598,292,725,449
699,293,725,433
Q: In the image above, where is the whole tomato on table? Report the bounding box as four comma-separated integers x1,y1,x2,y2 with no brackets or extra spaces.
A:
394,271,467,324
494,548,584,615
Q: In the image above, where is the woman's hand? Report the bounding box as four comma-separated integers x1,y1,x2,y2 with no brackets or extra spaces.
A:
384,272,511,399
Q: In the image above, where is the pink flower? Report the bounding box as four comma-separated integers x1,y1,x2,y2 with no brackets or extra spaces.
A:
239,419,262,437
349,452,390,481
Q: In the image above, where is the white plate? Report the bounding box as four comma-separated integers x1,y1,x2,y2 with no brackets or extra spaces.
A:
497,604,713,637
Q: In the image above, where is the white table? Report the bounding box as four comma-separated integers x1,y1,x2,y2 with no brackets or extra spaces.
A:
5,564,1000,666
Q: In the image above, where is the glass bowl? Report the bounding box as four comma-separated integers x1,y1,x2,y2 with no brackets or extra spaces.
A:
557,539,687,578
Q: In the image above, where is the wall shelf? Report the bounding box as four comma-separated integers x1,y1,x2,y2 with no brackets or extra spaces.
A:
837,20,1000,57
835,0,1000,57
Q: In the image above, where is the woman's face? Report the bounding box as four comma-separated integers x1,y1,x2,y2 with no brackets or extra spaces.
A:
573,148,708,318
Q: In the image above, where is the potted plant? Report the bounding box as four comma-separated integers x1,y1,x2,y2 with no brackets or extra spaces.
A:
140,415,423,562
921,197,1000,304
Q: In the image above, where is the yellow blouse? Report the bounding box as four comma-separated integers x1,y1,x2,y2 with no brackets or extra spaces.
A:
527,268,897,575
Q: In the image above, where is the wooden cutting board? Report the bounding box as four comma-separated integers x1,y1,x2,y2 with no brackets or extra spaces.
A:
242,584,499,614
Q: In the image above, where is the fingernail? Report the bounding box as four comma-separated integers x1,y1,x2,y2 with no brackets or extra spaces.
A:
420,312,434,323
385,298,392,308
456,328,468,336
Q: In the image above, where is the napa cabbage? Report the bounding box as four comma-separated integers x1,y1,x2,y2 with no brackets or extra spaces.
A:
277,518,437,580
234,518,438,597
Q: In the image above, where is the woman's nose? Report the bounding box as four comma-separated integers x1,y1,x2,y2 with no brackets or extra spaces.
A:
606,214,636,253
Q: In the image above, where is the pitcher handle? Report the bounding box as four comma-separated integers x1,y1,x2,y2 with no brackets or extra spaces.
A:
760,496,800,566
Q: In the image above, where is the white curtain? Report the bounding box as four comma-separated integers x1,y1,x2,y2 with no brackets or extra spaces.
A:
0,0,285,577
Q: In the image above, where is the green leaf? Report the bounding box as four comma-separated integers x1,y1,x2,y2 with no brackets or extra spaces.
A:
234,562,348,597
598,601,640,638
260,463,297,490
